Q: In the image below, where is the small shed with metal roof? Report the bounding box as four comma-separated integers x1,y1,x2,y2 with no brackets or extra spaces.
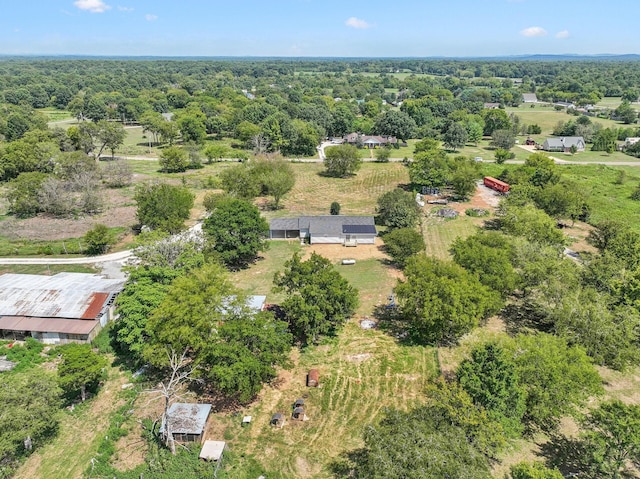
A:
161,403,212,444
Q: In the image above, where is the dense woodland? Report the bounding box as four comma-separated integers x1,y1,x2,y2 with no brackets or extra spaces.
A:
1,58,640,479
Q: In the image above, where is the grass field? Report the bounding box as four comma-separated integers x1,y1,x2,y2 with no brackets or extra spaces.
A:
422,214,483,259
595,96,640,112
274,162,410,218
14,361,129,479
39,108,73,122
0,264,96,275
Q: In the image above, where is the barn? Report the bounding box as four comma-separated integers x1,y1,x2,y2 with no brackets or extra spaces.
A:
269,216,376,245
0,273,125,344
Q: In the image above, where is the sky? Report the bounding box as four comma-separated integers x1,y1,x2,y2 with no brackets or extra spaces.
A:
0,0,638,57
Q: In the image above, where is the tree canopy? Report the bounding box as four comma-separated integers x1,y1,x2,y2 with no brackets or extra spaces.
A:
134,182,194,234
274,252,359,344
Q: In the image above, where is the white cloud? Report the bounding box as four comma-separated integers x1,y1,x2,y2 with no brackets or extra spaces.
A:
73,0,111,13
118,6,133,12
520,26,547,37
345,17,371,29
556,30,570,39
145,14,158,21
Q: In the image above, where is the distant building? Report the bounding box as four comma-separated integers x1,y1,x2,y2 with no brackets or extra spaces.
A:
554,101,576,109
542,137,585,152
522,93,538,103
483,102,501,109
625,137,640,147
0,273,125,344
343,132,397,149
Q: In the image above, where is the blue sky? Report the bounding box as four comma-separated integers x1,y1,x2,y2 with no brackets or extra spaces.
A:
0,0,637,57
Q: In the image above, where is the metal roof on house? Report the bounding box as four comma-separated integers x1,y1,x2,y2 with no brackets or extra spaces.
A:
161,403,212,435
544,136,585,148
0,273,125,320
270,216,376,237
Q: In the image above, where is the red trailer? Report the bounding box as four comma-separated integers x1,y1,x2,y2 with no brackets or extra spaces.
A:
483,176,510,193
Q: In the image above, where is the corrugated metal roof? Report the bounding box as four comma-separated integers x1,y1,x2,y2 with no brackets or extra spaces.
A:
0,316,98,335
0,273,125,319
161,403,212,435
200,441,226,461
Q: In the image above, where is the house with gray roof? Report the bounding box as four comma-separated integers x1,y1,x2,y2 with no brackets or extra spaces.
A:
542,136,585,153
522,93,538,103
0,272,125,344
269,216,376,245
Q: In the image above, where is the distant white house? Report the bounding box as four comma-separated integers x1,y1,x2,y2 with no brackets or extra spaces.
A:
522,93,538,103
625,137,640,147
542,137,586,153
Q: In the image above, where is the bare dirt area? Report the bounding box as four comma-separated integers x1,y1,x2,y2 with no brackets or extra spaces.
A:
301,243,390,262
562,222,597,254
422,183,500,216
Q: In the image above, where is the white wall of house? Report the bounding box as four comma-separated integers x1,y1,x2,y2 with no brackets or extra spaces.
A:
310,236,343,244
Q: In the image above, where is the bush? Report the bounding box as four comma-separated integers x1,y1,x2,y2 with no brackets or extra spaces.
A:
84,224,115,255
631,184,640,201
330,201,341,215
383,228,425,267
465,208,489,217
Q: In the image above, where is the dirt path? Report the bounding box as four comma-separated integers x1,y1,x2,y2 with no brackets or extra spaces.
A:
14,363,128,479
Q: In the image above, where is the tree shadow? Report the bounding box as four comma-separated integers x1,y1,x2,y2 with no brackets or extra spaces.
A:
540,434,593,478
328,449,365,478
317,171,357,179
371,304,417,346
501,302,554,335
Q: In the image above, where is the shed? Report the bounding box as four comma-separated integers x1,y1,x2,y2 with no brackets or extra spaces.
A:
292,407,305,420
294,398,305,408
307,369,319,387
271,413,285,428
199,440,227,462
161,403,212,444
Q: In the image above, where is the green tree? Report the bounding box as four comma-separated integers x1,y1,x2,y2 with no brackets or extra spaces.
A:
395,256,502,345
219,164,262,200
5,171,49,217
158,146,189,173
274,252,359,344
443,122,468,151
500,204,566,246
145,263,292,403
96,121,126,160
491,129,516,150
494,148,511,164
580,400,640,479
466,120,484,145
615,99,637,124
350,408,492,479
177,113,207,144
409,147,450,187
253,159,296,209
0,370,61,473
376,188,421,230
374,146,391,162
83,223,114,255
457,343,527,438
535,180,589,224
451,232,518,297
330,201,341,215
324,144,362,177
592,128,618,153
450,159,480,199
383,227,425,267
482,109,511,135
202,143,227,163
373,110,416,141
203,197,269,269
134,182,195,233
506,333,603,431
57,344,107,402
508,462,564,479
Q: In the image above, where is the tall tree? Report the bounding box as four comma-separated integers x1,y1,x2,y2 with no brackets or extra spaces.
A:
457,343,527,438
373,110,416,141
57,344,107,402
202,196,269,269
324,144,362,177
274,252,359,344
443,122,468,151
376,188,421,230
395,256,502,345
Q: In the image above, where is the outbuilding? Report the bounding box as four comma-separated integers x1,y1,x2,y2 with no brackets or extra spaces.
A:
161,403,212,444
199,440,227,462
292,407,305,420
307,369,319,387
271,413,285,428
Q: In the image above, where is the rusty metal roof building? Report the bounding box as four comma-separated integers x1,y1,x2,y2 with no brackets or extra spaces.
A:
0,273,125,319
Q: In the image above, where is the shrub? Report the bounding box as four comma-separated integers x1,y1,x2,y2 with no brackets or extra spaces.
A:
330,201,341,215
